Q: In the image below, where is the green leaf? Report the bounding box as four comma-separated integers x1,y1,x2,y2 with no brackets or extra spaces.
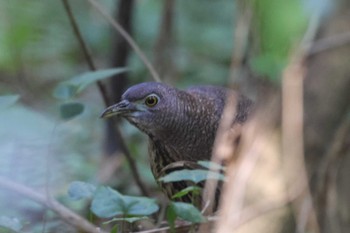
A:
252,0,308,81
0,216,22,232
91,187,159,218
59,102,84,120
250,55,286,81
68,181,96,201
169,202,205,223
104,216,149,224
110,225,118,233
53,68,128,100
70,68,128,93
197,161,225,171
53,85,77,100
171,186,201,199
0,95,19,110
159,169,226,184
166,204,177,232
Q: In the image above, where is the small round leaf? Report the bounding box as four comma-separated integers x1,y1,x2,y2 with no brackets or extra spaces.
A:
91,187,159,218
59,102,84,120
169,202,205,223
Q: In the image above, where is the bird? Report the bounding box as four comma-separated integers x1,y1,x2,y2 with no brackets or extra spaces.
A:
100,82,253,208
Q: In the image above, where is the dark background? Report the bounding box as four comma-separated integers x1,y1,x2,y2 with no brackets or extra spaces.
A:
0,0,349,232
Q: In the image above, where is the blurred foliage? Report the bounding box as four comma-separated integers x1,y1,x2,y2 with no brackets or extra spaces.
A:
0,216,23,233
68,181,204,229
250,0,308,80
0,0,329,232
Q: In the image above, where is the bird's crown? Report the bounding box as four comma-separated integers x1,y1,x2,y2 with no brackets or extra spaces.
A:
122,82,175,102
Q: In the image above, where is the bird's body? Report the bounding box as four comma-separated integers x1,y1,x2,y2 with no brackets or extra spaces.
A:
101,82,252,206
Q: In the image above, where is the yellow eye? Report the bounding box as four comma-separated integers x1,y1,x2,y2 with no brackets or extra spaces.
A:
145,95,159,107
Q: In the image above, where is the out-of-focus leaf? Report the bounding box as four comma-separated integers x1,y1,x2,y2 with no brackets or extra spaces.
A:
0,95,19,110
197,161,225,171
59,102,84,120
159,169,225,184
166,203,177,232
250,54,286,81
71,68,128,92
110,225,118,233
171,186,201,200
0,216,22,232
91,187,159,218
168,202,205,223
68,181,96,201
53,68,127,100
252,0,308,81
53,85,77,100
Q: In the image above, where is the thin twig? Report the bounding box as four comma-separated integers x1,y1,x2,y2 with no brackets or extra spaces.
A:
62,0,95,71
307,31,350,56
0,177,107,233
86,0,161,82
61,0,109,106
61,0,150,197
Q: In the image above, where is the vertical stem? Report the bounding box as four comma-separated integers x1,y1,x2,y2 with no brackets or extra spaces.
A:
282,58,320,233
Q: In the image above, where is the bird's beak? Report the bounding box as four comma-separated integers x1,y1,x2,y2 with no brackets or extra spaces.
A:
100,100,134,118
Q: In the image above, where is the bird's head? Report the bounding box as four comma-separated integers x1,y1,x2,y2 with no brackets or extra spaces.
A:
100,82,180,135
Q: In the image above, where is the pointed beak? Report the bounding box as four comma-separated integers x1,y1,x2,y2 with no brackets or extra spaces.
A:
100,100,133,118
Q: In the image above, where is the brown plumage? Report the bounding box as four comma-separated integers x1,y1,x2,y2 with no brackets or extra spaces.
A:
101,82,252,207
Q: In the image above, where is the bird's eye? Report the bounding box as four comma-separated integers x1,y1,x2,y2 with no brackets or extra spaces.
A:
144,95,159,107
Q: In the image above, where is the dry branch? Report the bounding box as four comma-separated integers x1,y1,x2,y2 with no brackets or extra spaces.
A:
0,177,107,233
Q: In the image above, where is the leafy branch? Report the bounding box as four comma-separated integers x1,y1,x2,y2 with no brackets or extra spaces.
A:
60,0,150,197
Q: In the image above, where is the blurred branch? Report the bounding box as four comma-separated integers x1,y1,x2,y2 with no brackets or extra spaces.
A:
101,0,134,182
223,176,304,229
0,177,107,233
201,95,238,216
61,0,150,197
214,110,284,233
201,2,253,219
86,0,161,82
61,0,95,71
153,0,176,82
135,216,217,233
281,37,320,233
308,31,350,56
316,110,350,232
303,10,350,231
61,0,110,106
229,1,253,86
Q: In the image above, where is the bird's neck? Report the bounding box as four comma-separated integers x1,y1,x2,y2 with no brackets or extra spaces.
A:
151,93,220,162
